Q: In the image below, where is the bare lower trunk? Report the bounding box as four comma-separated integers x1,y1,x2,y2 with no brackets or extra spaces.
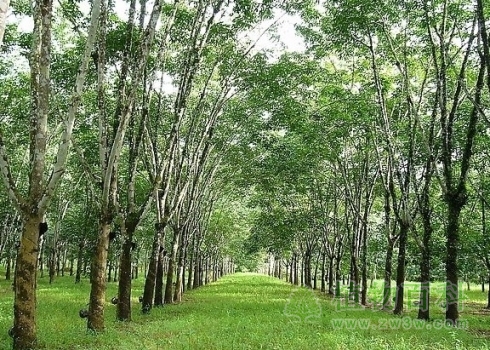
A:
117,224,134,321
193,250,200,288
6,255,11,280
174,240,185,302
154,248,165,306
418,214,432,320
164,227,179,303
13,215,42,350
361,222,368,305
320,253,326,292
394,222,409,315
446,201,463,324
87,219,111,332
142,222,165,312
382,238,395,309
328,256,334,295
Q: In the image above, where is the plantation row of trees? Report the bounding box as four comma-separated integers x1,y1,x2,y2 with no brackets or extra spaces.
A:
0,0,285,348
242,0,490,327
2,0,490,348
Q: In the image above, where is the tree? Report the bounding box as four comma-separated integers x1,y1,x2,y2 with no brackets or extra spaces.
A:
0,0,101,347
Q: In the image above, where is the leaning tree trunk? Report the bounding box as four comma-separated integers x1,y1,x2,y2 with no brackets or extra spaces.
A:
87,218,111,331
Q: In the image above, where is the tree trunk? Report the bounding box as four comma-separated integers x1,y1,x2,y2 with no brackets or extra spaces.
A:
193,249,200,289
293,254,299,286
320,253,326,292
382,238,395,309
117,223,135,321
154,249,165,306
328,256,334,295
13,215,42,350
187,235,195,290
418,226,432,320
394,222,409,315
173,235,185,303
361,219,368,305
445,199,463,324
6,255,11,280
165,226,180,303
49,248,55,284
142,222,165,312
87,218,111,332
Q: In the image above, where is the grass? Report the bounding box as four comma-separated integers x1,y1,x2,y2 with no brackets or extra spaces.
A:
0,273,489,349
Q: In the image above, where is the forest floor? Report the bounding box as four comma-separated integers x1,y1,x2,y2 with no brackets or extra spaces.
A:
0,273,490,349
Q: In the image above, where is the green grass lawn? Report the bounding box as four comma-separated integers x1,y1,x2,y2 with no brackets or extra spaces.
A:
0,273,489,349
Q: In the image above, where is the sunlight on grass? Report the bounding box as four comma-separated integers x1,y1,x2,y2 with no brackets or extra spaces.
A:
0,274,489,349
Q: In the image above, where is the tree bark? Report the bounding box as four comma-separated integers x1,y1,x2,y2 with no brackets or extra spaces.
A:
154,248,165,306
164,226,180,304
174,234,185,302
382,237,396,309
12,215,42,350
418,211,432,320
394,222,409,315
117,221,136,321
445,198,464,323
142,222,165,312
87,218,111,332
328,256,334,295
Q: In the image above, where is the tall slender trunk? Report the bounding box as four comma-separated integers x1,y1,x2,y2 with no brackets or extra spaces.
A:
445,199,464,323
13,215,43,350
394,222,409,315
154,248,165,306
6,255,11,280
361,220,368,305
142,222,165,312
293,253,299,286
87,218,111,331
193,249,200,288
328,256,334,295
187,234,195,290
418,212,432,320
164,226,180,303
49,247,56,284
320,253,326,292
174,235,185,302
117,222,136,321
382,237,396,309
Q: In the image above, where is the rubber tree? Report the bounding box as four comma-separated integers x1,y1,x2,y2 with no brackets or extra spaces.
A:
0,0,101,347
86,0,164,331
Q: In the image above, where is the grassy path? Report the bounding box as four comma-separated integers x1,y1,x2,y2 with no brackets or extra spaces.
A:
1,273,489,349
